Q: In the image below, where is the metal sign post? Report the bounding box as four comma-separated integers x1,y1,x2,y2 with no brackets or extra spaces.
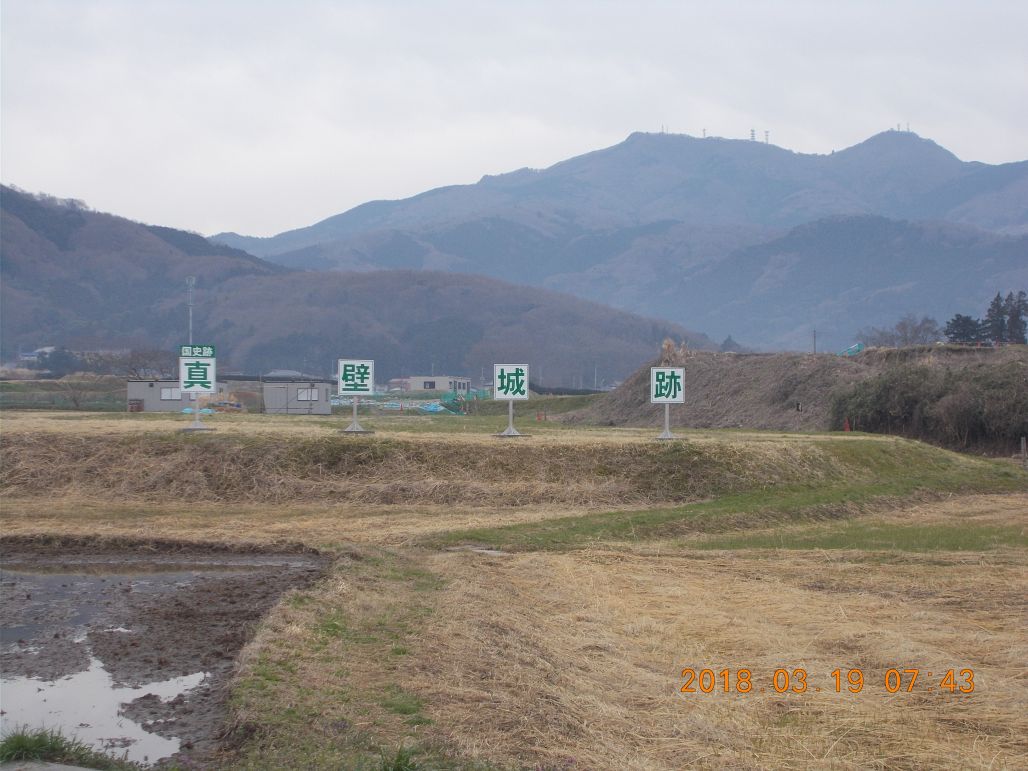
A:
503,400,517,436
493,364,528,437
179,344,216,432
650,366,685,440
347,395,365,433
659,403,673,439
338,359,374,434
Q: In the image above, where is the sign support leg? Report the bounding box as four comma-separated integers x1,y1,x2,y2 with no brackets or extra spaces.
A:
497,399,522,437
190,393,206,430
343,395,373,434
181,392,213,432
656,403,676,440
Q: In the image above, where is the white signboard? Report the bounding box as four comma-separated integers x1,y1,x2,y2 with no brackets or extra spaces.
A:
650,367,684,404
338,359,374,395
179,345,217,395
493,364,529,400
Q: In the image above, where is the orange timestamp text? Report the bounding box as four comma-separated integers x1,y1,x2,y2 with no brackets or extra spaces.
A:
679,667,975,694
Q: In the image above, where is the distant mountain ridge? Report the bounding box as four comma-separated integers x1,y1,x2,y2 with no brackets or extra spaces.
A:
1,185,710,383
663,216,1028,350
212,131,1028,351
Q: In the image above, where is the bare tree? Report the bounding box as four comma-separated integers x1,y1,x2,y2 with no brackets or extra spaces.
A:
894,314,941,346
83,349,177,379
858,315,941,348
56,373,107,409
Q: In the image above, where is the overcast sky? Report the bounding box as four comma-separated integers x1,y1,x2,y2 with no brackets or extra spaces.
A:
3,0,1026,237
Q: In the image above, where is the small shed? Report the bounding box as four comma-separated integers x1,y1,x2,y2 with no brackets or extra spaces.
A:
391,376,471,393
126,379,228,412
261,377,333,415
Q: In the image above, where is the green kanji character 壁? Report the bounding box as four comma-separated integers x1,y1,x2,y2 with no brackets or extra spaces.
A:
341,363,371,391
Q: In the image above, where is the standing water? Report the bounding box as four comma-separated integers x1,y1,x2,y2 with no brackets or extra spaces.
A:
0,546,328,766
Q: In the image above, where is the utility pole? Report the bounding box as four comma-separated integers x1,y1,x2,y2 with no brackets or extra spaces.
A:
186,276,196,345
813,328,817,354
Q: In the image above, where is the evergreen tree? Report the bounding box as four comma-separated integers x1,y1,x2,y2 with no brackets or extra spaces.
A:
983,293,1007,343
1005,290,1027,344
719,335,743,352
943,314,982,343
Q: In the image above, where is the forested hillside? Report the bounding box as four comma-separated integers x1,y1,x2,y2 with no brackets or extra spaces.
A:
1,186,711,383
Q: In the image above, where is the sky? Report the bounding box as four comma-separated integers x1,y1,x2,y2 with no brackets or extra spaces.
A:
3,0,1027,237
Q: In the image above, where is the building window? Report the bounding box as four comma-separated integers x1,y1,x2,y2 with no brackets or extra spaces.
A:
423,381,436,390
160,387,181,400
297,388,319,401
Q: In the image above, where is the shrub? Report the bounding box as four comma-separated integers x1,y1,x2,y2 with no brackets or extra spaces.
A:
831,361,1028,453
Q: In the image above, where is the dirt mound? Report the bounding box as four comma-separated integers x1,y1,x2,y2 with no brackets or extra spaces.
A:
571,345,1027,432
2,432,841,507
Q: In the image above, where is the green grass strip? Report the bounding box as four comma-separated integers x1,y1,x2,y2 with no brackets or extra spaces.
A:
693,521,1027,552
425,444,1026,552
0,727,139,769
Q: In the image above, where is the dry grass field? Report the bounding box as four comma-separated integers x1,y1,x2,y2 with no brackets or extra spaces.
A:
407,537,1027,769
2,410,1026,769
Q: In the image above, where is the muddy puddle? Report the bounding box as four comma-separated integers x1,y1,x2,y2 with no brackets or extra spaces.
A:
0,540,329,767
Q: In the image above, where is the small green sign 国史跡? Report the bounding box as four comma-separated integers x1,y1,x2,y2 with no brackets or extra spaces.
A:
179,345,217,394
179,344,215,357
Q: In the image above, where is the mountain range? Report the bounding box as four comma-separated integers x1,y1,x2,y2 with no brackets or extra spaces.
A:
0,185,705,385
213,130,1028,351
5,131,1025,376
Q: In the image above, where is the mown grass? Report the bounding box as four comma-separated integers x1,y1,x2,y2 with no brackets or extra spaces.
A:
0,727,140,769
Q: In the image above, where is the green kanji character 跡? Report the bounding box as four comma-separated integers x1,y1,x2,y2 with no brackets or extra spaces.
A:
654,370,681,400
